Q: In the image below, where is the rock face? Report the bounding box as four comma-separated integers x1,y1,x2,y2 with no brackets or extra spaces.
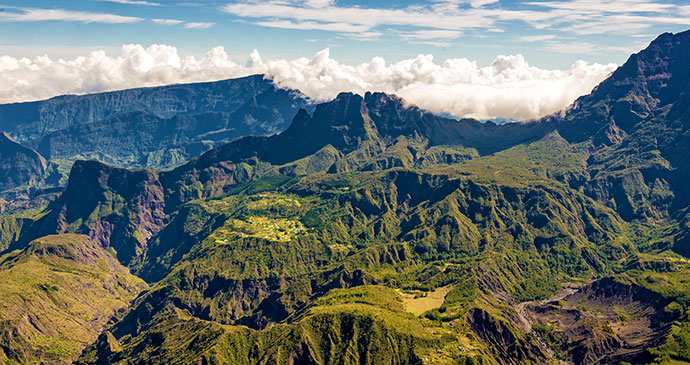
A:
0,132,47,191
30,85,308,169
557,30,690,145
25,161,167,265
0,75,309,169
528,278,676,364
467,308,547,364
553,30,690,225
0,75,297,140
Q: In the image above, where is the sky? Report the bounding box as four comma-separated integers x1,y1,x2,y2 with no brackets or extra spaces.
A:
1,0,690,120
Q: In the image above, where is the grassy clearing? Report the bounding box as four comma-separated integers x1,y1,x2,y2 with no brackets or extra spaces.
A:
205,193,308,243
246,193,301,210
399,286,453,316
214,216,306,243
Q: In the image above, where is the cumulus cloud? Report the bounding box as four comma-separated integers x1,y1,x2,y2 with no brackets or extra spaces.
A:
0,44,617,120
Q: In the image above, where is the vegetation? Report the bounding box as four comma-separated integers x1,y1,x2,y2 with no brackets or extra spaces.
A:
0,234,146,364
6,29,690,365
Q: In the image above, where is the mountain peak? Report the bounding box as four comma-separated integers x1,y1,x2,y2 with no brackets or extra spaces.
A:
557,28,690,144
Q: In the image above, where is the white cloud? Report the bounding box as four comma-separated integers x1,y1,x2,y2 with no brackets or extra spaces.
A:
304,0,335,8
469,0,500,7
519,34,558,42
402,29,463,40
222,0,690,39
152,18,184,25
338,31,384,41
543,40,647,55
527,0,675,13
255,20,368,33
0,6,143,23
184,22,215,29
98,0,162,6
410,40,454,48
222,2,494,32
0,44,617,121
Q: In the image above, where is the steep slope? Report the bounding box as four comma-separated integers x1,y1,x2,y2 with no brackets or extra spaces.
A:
30,85,307,169
554,30,690,224
159,91,552,206
557,30,690,145
21,161,168,266
77,286,441,365
0,75,294,141
0,75,309,172
0,234,146,364
0,132,47,191
527,277,676,364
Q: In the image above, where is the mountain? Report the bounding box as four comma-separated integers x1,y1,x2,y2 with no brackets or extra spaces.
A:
5,30,690,364
0,132,47,192
0,75,309,217
0,75,309,171
0,132,63,214
0,75,301,141
17,91,554,267
0,234,146,364
29,84,309,169
553,30,690,251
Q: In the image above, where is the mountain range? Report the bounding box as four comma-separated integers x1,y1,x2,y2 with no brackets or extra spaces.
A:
0,75,309,214
2,30,690,364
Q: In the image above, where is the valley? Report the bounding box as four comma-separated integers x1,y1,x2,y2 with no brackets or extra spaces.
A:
3,29,690,364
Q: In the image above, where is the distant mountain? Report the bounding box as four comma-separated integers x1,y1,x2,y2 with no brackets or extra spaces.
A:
31,85,306,169
0,75,309,170
0,75,309,211
0,75,302,141
481,117,520,125
0,132,47,191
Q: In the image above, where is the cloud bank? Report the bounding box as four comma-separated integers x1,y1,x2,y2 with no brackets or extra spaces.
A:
0,44,617,120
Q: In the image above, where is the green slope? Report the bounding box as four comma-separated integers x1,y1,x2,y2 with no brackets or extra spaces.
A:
0,234,146,364
69,131,639,364
7,29,690,365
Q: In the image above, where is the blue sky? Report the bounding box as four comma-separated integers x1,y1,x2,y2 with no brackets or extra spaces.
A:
1,0,690,68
